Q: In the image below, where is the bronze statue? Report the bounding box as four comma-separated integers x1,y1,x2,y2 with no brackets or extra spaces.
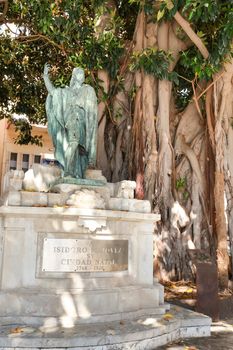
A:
43,64,98,179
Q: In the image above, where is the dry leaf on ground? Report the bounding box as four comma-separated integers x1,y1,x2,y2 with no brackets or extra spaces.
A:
10,327,24,334
163,313,174,321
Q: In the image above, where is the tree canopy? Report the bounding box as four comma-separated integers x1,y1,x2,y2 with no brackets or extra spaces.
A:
1,1,232,140
0,1,136,139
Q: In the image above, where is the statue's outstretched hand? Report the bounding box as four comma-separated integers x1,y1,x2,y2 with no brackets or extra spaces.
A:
44,63,50,75
43,63,54,93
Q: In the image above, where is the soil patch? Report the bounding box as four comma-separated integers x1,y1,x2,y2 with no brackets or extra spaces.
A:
162,280,233,319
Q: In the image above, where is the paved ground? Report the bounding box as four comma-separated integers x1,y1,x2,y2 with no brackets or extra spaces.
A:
156,318,233,349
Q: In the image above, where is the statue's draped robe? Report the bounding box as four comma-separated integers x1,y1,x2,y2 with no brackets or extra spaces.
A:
45,84,98,178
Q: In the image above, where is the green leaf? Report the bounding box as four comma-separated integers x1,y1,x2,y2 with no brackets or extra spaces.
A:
165,0,174,11
157,9,165,21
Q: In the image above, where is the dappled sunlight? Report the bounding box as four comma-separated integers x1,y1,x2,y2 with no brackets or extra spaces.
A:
190,210,197,220
39,274,92,330
211,320,233,333
51,218,78,232
171,201,189,228
59,283,91,326
61,291,78,320
70,272,84,290
38,216,126,330
34,172,43,187
74,295,92,319
187,239,195,249
51,218,61,231
39,317,59,333
51,207,107,232
138,317,161,327
69,274,91,319
170,202,195,249
60,315,75,328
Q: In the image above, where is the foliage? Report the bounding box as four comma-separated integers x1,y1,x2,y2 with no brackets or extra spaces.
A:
179,48,219,80
153,0,233,110
14,119,43,146
130,48,179,83
0,0,233,143
175,177,186,190
175,177,189,200
0,0,135,143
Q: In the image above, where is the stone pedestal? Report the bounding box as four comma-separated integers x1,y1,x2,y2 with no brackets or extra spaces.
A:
0,174,211,349
0,206,164,326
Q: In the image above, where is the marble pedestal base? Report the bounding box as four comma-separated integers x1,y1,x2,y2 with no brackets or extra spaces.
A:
0,206,211,349
0,206,164,326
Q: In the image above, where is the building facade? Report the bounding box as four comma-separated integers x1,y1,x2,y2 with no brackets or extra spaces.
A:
0,119,54,195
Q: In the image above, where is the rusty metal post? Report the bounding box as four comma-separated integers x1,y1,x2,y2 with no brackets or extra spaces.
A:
189,249,219,321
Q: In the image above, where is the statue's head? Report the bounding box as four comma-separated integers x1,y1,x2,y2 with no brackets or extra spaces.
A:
70,67,85,87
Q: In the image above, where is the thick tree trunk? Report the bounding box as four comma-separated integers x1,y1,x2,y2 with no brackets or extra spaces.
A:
95,1,116,180
142,21,158,203
130,11,145,198
111,72,133,182
215,171,229,288
214,59,233,288
156,21,173,220
97,70,111,180
213,60,233,288
226,124,233,278
143,74,157,203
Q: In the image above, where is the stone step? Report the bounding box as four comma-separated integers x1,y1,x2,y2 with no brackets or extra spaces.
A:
0,285,164,323
0,306,211,349
0,306,169,326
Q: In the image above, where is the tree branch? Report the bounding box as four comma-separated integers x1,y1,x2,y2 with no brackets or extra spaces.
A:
196,72,224,100
173,11,209,59
192,78,203,119
0,0,8,22
17,34,67,55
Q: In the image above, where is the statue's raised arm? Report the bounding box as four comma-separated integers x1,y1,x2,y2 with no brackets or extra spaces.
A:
43,63,55,94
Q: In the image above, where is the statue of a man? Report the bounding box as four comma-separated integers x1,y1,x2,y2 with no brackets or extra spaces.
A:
43,64,98,179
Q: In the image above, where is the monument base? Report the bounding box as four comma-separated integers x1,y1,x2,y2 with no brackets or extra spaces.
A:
0,176,211,349
0,305,211,350
0,206,164,324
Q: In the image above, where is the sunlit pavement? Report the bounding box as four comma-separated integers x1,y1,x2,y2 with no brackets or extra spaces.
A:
156,318,233,349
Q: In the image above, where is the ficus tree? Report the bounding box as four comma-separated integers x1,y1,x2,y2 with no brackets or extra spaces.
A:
0,0,233,288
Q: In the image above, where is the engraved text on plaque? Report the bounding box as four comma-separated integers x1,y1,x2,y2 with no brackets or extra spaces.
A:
42,238,128,272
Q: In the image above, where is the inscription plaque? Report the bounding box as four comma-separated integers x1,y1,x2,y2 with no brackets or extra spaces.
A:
42,238,128,272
